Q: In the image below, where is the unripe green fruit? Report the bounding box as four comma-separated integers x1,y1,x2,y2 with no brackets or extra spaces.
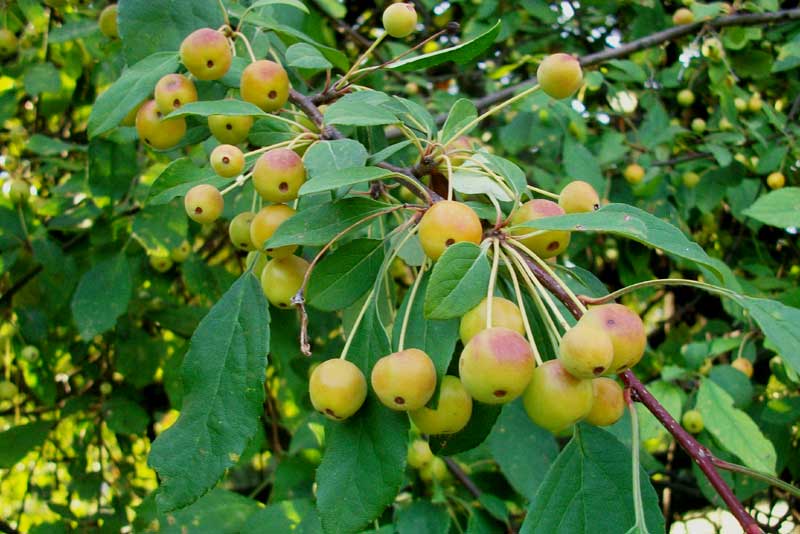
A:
677,89,695,107
701,37,723,60
672,8,694,25
719,117,734,131
229,211,257,251
734,97,747,113
208,113,254,145
371,348,437,411
409,375,472,435
581,303,646,373
682,409,703,434
210,144,245,178
623,163,645,185
250,204,297,258
459,327,535,404
537,53,583,100
0,29,18,57
691,118,706,134
766,172,785,190
418,201,482,261
98,4,119,39
240,60,291,112
748,94,762,113
136,100,186,150
558,323,614,378
382,3,418,38
149,252,173,273
180,28,232,81
419,457,449,483
510,199,570,258
407,439,434,469
170,240,192,263
459,297,525,345
246,251,268,277
99,382,113,396
731,357,753,378
522,359,594,433
309,359,367,421
260,255,308,308
7,179,30,203
184,184,224,224
559,180,600,214
252,148,306,203
154,73,198,114
21,345,39,361
584,377,625,426
682,171,700,189
0,381,18,401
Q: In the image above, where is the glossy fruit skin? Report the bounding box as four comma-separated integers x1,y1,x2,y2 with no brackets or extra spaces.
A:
154,74,198,114
170,241,192,262
409,376,473,435
418,201,482,261
135,100,186,150
677,89,695,107
672,7,695,25
309,359,367,421
0,29,18,57
371,349,437,411
522,359,594,433
419,457,449,482
250,204,297,258
7,179,30,203
261,255,308,308
558,323,614,378
585,377,625,426
240,60,290,112
682,171,700,189
184,184,224,224
407,439,434,468
510,199,570,258
537,53,583,100
731,357,754,378
180,28,232,80
682,409,704,434
623,163,645,184
382,3,417,38
229,211,257,251
559,180,600,214
210,144,245,178
767,172,785,190
0,381,18,401
252,148,306,203
459,297,525,345
98,4,119,38
20,345,39,361
208,114,254,145
581,304,647,373
149,253,173,273
459,327,535,404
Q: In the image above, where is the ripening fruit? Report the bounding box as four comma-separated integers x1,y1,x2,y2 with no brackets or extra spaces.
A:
149,252,173,273
409,376,473,435
208,114,254,145
559,180,600,214
20,345,39,362
459,297,525,345
510,199,570,258
672,8,695,25
418,201,483,261
309,359,367,421
623,163,645,185
170,241,192,262
537,53,583,100
261,255,308,308
767,172,785,190
419,457,450,483
747,94,763,113
0,381,18,401
210,144,245,178
558,323,614,378
677,89,695,107
184,184,224,224
523,359,594,433
734,97,747,113
459,327,535,404
581,304,647,373
135,100,187,150
584,378,625,426
7,179,30,203
98,4,119,38
240,60,291,112
154,73,198,114
371,349,437,411
382,3,417,38
682,409,704,434
731,357,754,378
252,148,306,203
99,382,113,396
250,204,297,258
180,28,232,80
719,117,734,131
0,29,17,57
682,171,701,189
701,37,723,60
691,118,706,134
229,211,257,251
407,439,434,468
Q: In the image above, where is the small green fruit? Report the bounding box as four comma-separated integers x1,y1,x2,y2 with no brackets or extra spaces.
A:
154,73,198,114
623,163,645,185
731,357,753,378
682,171,700,189
250,204,297,258
371,348,437,411
418,201,483,261
240,60,291,112
229,211,257,251
180,28,232,81
409,376,472,435
382,3,418,38
672,8,694,25
559,180,600,214
419,457,450,483
510,199,570,258
260,255,308,308
149,252,173,273
98,4,119,39
580,303,647,373
135,100,187,150
584,378,625,426
208,113,254,145
766,172,785,190
407,439,434,469
184,184,224,224
677,89,695,107
0,381,18,401
558,323,614,378
20,345,39,361
253,148,306,203
7,179,30,203
537,53,583,100
170,241,192,263
459,297,525,345
682,409,704,434
522,359,593,433
691,118,706,134
459,327,535,404
309,359,367,421
210,144,245,178
0,29,18,57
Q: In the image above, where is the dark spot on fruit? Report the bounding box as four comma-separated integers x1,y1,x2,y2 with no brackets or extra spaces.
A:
593,203,600,210
266,247,273,252
268,90,277,99
493,390,507,398
226,123,233,130
222,156,230,164
144,138,151,144
240,243,248,248
394,396,405,405
445,238,455,246
156,111,162,118
206,59,214,68
279,302,287,308
173,98,181,108
547,241,560,251
194,207,203,214
324,408,337,418
607,319,616,326
618,365,628,372
279,182,289,192
593,366,605,375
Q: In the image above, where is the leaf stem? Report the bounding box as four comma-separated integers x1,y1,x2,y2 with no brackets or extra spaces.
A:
713,458,800,499
527,185,560,200
627,390,651,534
339,288,375,361
485,239,501,329
234,31,257,62
499,247,543,365
579,278,734,306
398,260,427,351
336,33,387,90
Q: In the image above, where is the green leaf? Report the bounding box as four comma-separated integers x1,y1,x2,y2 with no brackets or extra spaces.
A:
396,501,451,534
324,92,398,127
166,99,266,119
286,43,332,70
388,21,502,72
742,187,800,228
0,421,52,468
424,243,490,320
696,379,776,474
440,98,477,143
451,162,513,202
307,239,385,311
88,52,180,138
241,498,318,533
23,62,62,95
346,298,392,374
148,273,270,511
562,137,604,192
316,398,408,534
299,166,395,195
132,203,188,252
709,365,753,409
488,401,560,500
244,0,309,13
70,253,132,340
304,139,368,179
735,295,800,376
430,403,501,455
147,158,231,205
520,425,664,534
156,489,261,534
102,396,150,435
266,198,392,248
49,19,100,43
26,134,86,156
88,138,138,200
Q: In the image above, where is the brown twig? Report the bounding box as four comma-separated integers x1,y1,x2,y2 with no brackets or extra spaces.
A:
444,457,481,498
